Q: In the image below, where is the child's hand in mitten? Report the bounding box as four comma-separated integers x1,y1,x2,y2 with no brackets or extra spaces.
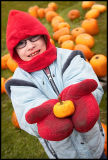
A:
25,99,73,141
59,79,100,132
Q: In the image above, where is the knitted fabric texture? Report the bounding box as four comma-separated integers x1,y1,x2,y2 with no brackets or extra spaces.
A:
6,10,57,72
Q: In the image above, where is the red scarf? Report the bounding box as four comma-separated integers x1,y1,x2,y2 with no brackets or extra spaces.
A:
6,10,57,72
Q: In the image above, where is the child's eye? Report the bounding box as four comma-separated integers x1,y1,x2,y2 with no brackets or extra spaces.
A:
30,35,41,42
16,41,25,49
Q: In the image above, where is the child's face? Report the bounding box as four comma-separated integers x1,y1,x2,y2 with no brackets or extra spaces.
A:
15,35,47,61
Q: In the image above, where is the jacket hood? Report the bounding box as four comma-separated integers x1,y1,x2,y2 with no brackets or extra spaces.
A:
6,10,57,72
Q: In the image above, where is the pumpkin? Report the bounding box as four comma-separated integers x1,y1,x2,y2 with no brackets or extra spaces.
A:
89,54,107,77
71,27,86,41
1,77,6,94
50,38,55,45
74,44,94,60
53,27,70,41
44,7,53,14
82,1,96,9
37,8,45,18
101,123,107,156
75,33,95,48
68,9,80,20
7,57,18,72
1,53,10,69
61,40,74,50
85,9,100,19
58,35,73,45
4,76,12,94
51,16,64,32
81,18,99,35
28,6,39,18
57,22,70,31
48,2,58,11
45,11,58,22
53,96,75,118
91,4,107,13
11,111,20,129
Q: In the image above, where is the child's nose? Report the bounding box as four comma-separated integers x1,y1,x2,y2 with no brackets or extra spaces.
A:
26,40,35,50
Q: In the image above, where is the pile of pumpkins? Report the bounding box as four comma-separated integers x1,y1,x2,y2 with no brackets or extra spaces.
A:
27,1,107,78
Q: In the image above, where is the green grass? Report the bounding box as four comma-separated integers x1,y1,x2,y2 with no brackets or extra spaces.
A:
1,1,107,159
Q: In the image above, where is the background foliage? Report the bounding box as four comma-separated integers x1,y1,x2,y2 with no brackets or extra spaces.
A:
1,1,107,159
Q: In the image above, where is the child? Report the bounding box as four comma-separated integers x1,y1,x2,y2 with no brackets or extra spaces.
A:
5,10,106,159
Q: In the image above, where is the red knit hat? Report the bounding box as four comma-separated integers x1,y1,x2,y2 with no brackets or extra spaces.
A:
6,10,57,72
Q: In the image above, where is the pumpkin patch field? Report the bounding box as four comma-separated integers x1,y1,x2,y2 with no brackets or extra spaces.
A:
1,1,107,159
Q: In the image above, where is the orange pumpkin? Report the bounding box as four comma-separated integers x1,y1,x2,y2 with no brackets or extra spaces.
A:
57,22,70,31
101,123,107,156
91,4,107,13
75,33,95,48
51,16,64,31
50,38,55,45
68,9,80,20
53,27,70,41
1,77,6,94
28,6,39,18
85,9,100,19
53,96,75,118
71,27,86,41
61,40,74,50
44,7,53,14
1,53,10,69
48,2,58,11
81,18,99,35
74,44,94,60
82,1,96,9
45,11,58,22
11,111,20,129
89,54,107,77
58,35,73,45
4,76,12,94
7,57,18,72
37,8,45,18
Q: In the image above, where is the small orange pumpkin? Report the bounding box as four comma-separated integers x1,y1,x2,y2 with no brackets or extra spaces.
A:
101,123,107,156
1,77,6,94
45,11,58,22
28,6,39,18
53,96,75,118
37,8,45,18
75,33,95,48
11,111,20,129
58,35,73,45
68,9,80,20
44,7,53,14
50,38,55,45
81,18,99,35
7,57,18,72
85,9,100,19
74,44,94,60
51,16,64,31
1,53,10,69
4,76,12,94
89,54,107,77
57,22,70,31
53,27,70,41
71,27,86,41
61,40,74,50
48,2,58,11
82,1,95,9
91,4,107,13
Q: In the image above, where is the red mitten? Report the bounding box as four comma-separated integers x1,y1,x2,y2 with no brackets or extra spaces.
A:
25,99,73,141
60,79,100,132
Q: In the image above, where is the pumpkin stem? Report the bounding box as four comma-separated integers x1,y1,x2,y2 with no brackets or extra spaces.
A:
58,96,63,105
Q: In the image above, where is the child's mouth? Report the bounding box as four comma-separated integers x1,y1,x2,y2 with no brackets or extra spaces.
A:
28,50,40,57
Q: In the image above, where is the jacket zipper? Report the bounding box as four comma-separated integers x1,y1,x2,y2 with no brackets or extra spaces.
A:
43,66,59,159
